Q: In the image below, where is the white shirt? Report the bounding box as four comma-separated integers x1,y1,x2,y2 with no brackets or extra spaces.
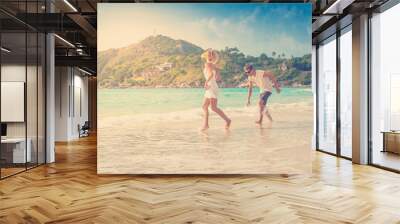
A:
248,70,273,93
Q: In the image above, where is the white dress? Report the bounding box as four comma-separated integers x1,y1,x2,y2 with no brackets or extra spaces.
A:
203,66,219,99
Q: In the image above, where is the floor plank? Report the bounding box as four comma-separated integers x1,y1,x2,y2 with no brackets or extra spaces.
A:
1,135,400,223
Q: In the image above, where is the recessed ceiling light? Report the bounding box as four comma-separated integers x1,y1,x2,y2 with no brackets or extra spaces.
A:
1,47,11,53
323,0,356,15
54,34,75,48
63,0,78,12
78,67,93,76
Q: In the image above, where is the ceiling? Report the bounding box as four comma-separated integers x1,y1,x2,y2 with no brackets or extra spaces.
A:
0,0,392,75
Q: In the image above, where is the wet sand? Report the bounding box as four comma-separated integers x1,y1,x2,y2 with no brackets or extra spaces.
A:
98,103,314,174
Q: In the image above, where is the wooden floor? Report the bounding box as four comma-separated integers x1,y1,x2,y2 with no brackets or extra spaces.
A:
0,167,26,178
1,135,400,223
372,151,400,171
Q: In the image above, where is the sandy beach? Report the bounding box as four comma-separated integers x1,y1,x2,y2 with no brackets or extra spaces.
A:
98,101,314,174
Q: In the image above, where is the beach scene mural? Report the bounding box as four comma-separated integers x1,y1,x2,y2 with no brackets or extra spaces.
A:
98,3,313,174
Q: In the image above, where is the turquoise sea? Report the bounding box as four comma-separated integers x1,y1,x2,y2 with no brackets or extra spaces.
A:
98,87,313,117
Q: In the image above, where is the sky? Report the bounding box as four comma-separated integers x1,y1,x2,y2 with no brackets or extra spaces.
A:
98,3,311,57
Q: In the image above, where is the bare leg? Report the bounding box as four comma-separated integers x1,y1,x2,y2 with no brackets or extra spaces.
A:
210,98,231,129
255,100,265,124
202,98,210,130
265,108,273,122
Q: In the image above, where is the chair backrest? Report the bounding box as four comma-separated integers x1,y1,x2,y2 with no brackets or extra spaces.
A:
82,121,90,129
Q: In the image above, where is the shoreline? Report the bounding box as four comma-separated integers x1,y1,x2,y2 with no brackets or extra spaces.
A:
98,88,313,119
99,102,313,119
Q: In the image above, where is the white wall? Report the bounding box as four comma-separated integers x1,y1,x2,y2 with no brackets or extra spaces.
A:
55,67,70,141
1,65,34,138
1,65,26,81
1,65,26,139
1,63,47,164
55,67,89,141
1,82,25,122
71,74,89,138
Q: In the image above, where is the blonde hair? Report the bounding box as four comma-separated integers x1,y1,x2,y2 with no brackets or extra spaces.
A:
201,49,219,64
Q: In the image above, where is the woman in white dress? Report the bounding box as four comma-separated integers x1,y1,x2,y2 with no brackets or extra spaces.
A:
200,49,231,131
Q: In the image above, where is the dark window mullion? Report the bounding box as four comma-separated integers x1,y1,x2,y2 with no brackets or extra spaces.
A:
367,11,373,165
36,0,39,167
316,45,320,150
25,0,28,171
336,28,341,157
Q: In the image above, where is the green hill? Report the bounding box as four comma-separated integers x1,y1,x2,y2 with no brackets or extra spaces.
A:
98,35,311,88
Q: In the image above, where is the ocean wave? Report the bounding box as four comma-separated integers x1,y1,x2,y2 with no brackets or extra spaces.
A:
99,101,313,127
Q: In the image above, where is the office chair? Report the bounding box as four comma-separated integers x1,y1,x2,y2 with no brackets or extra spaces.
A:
79,121,90,138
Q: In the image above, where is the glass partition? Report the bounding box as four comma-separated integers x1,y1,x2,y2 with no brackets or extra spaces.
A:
0,4,46,179
371,3,400,171
317,35,337,154
339,27,352,158
1,31,28,177
38,32,46,165
26,0,43,169
27,30,38,169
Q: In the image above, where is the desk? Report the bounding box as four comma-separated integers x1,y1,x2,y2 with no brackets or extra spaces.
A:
382,131,400,154
1,138,31,163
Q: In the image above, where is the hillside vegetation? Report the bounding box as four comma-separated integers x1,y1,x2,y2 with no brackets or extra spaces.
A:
98,35,311,88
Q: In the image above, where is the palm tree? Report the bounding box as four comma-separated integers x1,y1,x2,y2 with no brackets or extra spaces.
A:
272,51,276,58
260,53,268,60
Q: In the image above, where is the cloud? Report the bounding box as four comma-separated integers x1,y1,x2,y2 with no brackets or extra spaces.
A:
181,8,310,56
98,4,311,56
262,33,311,57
